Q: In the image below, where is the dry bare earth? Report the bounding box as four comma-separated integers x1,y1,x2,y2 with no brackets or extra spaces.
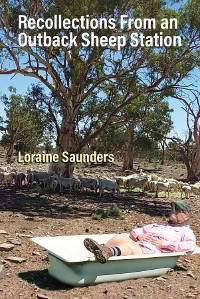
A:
0,158,200,299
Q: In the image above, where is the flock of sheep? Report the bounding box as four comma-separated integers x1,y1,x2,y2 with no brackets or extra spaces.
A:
0,165,199,199
0,166,120,197
116,171,200,199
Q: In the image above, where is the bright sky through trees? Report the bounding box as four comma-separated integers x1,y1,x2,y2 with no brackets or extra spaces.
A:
0,73,192,139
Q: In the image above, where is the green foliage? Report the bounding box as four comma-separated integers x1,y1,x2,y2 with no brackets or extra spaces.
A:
90,94,173,161
91,204,124,220
165,141,183,162
134,134,160,161
182,0,200,33
43,137,53,153
0,87,50,154
0,116,4,125
0,0,200,175
90,126,125,155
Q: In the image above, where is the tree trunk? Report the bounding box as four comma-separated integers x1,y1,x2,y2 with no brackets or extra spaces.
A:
183,148,200,181
122,123,134,171
51,118,76,178
6,143,15,157
6,136,17,157
160,141,165,165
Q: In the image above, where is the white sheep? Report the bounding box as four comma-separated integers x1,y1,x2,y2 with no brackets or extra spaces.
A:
126,176,148,191
71,178,82,191
98,179,120,197
190,183,200,197
149,180,158,192
46,176,58,192
52,174,74,193
155,181,170,198
143,175,152,191
31,171,51,188
79,177,98,194
167,178,180,192
3,172,16,186
181,184,192,199
115,176,129,188
178,181,188,192
26,171,35,186
15,172,26,187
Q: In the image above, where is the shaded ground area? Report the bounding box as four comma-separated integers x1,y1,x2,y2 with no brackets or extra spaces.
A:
0,162,200,299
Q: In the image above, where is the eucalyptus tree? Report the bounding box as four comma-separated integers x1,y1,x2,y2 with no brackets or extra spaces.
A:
92,94,173,169
138,97,173,166
0,87,49,156
0,0,200,176
0,116,5,132
169,89,200,180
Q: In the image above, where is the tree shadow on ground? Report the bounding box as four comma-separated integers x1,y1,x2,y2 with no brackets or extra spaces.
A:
18,269,71,291
174,265,188,272
0,185,172,220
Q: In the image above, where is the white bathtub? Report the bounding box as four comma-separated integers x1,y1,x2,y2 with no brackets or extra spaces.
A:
32,234,195,286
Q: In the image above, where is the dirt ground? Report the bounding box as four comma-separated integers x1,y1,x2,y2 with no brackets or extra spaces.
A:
0,160,200,299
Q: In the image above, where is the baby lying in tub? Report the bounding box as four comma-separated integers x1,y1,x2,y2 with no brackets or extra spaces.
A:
84,201,196,263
